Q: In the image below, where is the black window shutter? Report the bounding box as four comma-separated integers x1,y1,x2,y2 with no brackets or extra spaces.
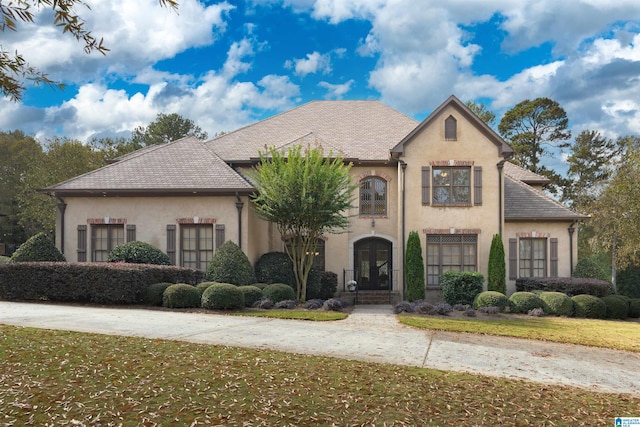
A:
126,224,136,242
474,166,482,206
509,238,517,280
550,238,558,277
421,166,430,205
77,225,87,262
166,225,176,265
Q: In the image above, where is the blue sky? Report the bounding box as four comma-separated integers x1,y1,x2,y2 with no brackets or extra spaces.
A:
3,0,640,174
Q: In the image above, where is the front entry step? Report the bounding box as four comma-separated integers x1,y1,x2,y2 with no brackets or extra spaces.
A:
340,291,401,305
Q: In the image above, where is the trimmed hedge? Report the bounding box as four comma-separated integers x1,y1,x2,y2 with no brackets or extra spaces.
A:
108,241,170,265
473,291,508,310
601,295,629,320
201,283,244,310
263,283,296,304
572,294,606,319
0,262,204,304
617,266,640,298
195,281,217,297
254,252,296,288
508,292,543,314
238,285,264,307
10,232,65,262
163,284,200,309
516,277,612,297
441,271,484,306
144,282,173,306
629,299,640,318
573,256,609,282
539,291,574,316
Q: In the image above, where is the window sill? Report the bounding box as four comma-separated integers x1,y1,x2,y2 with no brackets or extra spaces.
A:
431,203,472,208
358,215,389,219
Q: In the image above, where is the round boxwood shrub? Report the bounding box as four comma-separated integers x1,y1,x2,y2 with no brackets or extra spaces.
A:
616,266,640,298
263,283,296,304
195,281,217,297
10,232,65,262
473,291,508,311
539,291,574,316
508,292,543,314
238,285,263,307
601,295,629,320
628,299,640,318
201,283,245,310
206,241,255,285
572,294,606,319
144,282,173,306
162,284,200,308
107,241,170,265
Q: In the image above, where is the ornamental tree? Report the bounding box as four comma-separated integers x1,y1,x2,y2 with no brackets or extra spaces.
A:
405,231,425,301
487,234,506,294
248,145,356,301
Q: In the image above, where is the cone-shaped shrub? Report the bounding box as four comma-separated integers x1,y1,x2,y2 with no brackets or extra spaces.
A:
10,232,65,262
206,241,255,285
487,234,506,294
405,231,425,301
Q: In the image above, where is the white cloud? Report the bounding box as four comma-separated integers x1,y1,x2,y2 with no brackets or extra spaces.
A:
286,51,333,77
319,80,354,99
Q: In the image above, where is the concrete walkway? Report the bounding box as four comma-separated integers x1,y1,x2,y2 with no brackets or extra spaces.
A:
1,301,638,395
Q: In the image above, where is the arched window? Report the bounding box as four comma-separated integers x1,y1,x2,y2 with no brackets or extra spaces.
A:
360,177,387,216
445,115,457,140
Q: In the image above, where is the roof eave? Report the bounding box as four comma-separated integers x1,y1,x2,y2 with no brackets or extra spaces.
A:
41,188,255,197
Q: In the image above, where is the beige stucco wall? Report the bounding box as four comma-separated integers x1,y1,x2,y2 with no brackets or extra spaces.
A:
504,221,578,295
59,195,243,262
397,105,505,288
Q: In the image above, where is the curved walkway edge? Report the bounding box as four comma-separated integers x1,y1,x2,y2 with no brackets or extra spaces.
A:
1,301,638,395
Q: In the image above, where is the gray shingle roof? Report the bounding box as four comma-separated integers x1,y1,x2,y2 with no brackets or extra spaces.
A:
504,176,587,221
205,100,419,162
503,162,550,185
44,136,253,195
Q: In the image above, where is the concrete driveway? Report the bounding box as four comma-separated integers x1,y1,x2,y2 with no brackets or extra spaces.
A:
1,301,638,395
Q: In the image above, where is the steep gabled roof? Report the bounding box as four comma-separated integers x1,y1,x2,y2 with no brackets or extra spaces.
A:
390,95,514,159
504,176,588,221
205,100,418,162
43,136,253,196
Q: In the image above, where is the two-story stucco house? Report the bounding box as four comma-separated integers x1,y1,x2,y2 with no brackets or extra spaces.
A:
44,95,587,301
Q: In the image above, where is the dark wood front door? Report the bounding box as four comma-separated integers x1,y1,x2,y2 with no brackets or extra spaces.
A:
354,238,392,290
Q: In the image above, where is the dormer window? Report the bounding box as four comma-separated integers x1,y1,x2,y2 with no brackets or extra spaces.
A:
445,115,457,140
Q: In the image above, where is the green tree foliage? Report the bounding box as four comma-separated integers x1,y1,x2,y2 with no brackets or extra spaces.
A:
1,0,178,102
498,98,571,173
17,138,105,235
563,130,625,210
589,144,640,276
0,130,42,245
405,231,425,301
248,145,356,301
487,234,506,294
465,100,496,127
130,113,208,147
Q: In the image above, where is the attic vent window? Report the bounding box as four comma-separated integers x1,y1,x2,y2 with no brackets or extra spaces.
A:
445,115,457,140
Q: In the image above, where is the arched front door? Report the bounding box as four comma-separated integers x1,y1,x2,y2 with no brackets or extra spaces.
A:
354,238,392,290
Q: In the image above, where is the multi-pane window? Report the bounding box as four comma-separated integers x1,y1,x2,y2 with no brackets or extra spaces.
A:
426,235,477,286
91,225,124,262
432,167,470,205
519,238,546,278
360,177,387,216
181,224,214,271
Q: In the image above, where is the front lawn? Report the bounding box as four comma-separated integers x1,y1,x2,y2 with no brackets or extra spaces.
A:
399,313,640,352
1,325,638,426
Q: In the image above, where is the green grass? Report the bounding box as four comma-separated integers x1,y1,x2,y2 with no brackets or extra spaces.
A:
235,309,348,321
1,325,638,426
399,314,640,352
